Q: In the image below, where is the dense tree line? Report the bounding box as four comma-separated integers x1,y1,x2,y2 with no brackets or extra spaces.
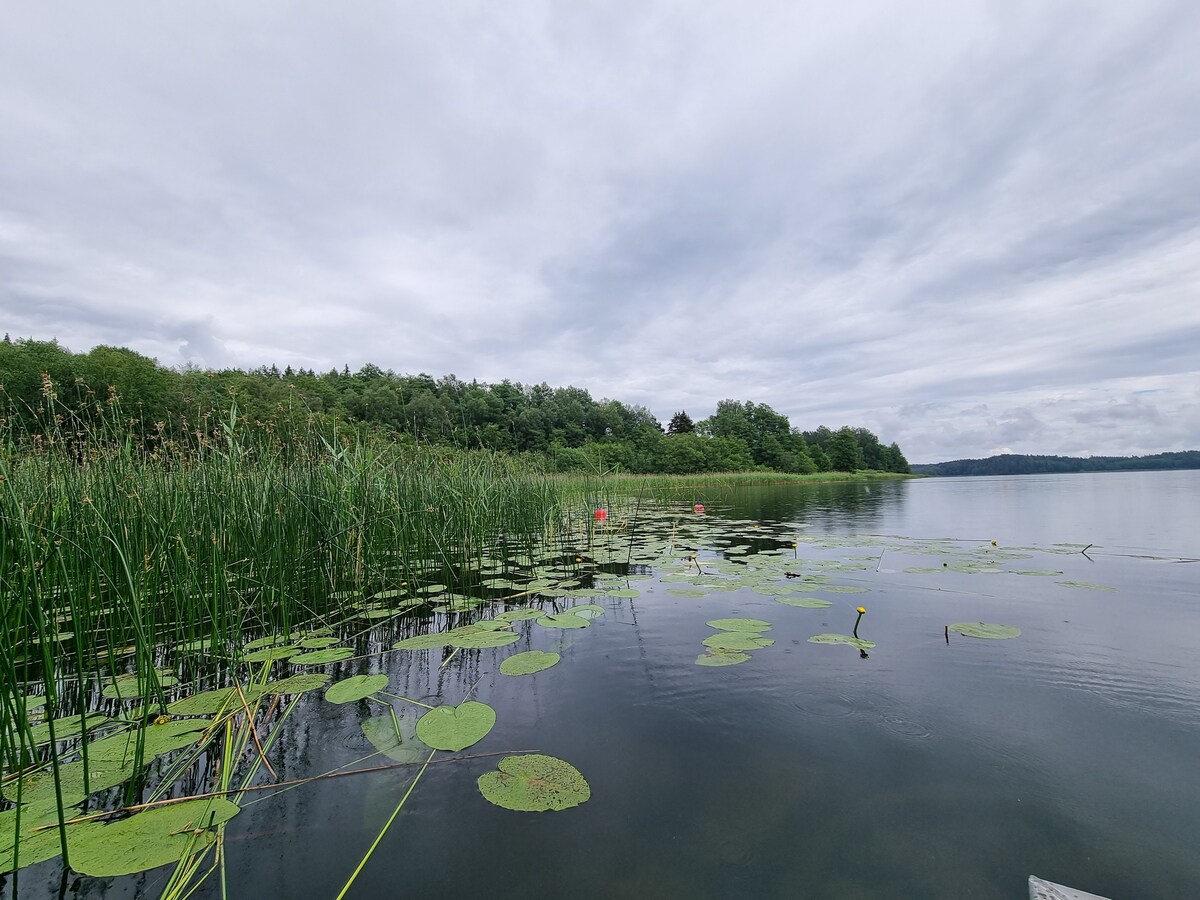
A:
0,337,910,475
912,451,1200,477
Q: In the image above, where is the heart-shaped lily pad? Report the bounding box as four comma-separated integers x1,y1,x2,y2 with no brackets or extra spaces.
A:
393,632,456,651
167,685,266,717
695,650,751,667
360,714,430,764
702,633,774,651
100,672,179,701
706,618,772,632
569,604,605,620
947,622,1021,639
536,613,590,630
499,651,561,676
87,718,212,763
807,633,875,649
495,608,546,623
265,673,331,694
450,630,521,649
288,647,353,665
477,754,590,812
775,597,833,608
325,674,389,704
415,701,496,751
66,797,241,876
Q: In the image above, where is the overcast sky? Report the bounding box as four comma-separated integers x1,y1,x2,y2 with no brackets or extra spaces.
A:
2,2,1198,462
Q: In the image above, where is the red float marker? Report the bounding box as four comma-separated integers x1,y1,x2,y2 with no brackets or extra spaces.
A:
693,504,705,514
593,508,608,521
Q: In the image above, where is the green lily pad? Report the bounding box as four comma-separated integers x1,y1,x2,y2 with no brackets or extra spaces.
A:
299,636,340,649
1,756,136,807
167,685,266,716
813,585,869,594
325,674,389,704
1056,581,1118,592
947,622,1022,639
451,630,521,649
751,584,795,596
499,651,561,676
415,701,496,752
361,715,430,764
536,613,590,630
807,633,876,649
87,718,212,763
477,754,590,812
22,712,112,747
702,633,775,651
100,672,179,701
569,604,605,620
494,608,546,623
666,588,707,598
775,597,833,608
695,650,752,667
706,618,773,633
289,647,353,665
265,673,331,694
393,632,455,651
66,797,241,877
241,645,302,664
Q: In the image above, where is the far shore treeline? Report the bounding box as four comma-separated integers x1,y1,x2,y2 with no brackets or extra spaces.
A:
913,451,1200,477
0,337,910,475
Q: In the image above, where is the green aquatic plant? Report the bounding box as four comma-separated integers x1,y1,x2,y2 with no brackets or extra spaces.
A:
946,622,1021,639
702,633,775,651
477,754,591,812
415,701,496,752
499,651,561,676
706,618,772,632
695,650,752,667
807,634,876,649
325,674,390,704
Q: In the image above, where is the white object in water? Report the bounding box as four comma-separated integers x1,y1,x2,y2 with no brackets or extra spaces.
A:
1028,875,1112,900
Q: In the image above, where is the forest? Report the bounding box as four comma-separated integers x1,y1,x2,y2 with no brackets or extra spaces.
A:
0,337,910,475
912,451,1200,476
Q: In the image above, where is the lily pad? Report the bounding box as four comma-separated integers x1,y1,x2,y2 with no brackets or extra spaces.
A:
695,650,752,667
451,630,521,649
325,674,389,704
947,622,1022,639
241,645,301,664
1,755,136,807
100,672,179,701
299,636,340,649
415,701,496,751
499,651,561,676
706,618,773,633
361,715,429,764
666,588,707,598
67,797,241,876
807,633,876,649
288,647,353,665
167,685,266,716
1056,581,1118,592
702,633,775,651
536,613,590,630
569,604,605,620
87,718,212,763
495,608,546,623
265,673,331,694
22,712,112,747
477,754,590,812
775,597,833,608
393,632,455,651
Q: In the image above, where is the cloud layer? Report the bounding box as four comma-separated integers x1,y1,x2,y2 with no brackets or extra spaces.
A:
2,1,1198,461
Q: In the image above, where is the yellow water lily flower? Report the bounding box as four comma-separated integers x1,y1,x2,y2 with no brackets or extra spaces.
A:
856,606,867,614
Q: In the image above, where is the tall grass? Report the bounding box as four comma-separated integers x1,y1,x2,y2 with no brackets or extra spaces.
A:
0,384,565,785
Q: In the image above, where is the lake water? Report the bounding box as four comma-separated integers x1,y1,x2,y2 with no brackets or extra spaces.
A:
6,471,1199,899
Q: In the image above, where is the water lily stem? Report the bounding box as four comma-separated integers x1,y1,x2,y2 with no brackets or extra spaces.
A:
336,748,436,900
378,691,435,710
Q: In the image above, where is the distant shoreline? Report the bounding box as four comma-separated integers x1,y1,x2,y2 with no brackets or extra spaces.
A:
912,450,1200,477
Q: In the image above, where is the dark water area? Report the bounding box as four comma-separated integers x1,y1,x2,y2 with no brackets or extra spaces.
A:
6,471,1199,899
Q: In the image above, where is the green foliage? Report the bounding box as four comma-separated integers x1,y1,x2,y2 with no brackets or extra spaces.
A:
0,336,910,476
913,451,1199,477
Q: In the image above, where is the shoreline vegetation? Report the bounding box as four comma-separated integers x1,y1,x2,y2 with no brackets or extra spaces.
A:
913,450,1200,477
1,337,912,884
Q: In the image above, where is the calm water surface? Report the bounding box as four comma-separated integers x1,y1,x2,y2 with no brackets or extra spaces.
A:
8,471,1199,899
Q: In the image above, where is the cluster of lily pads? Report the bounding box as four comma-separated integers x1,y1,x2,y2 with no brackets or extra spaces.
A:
6,500,1102,886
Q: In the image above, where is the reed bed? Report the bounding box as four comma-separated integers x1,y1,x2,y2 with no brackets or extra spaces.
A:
0,396,565,782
